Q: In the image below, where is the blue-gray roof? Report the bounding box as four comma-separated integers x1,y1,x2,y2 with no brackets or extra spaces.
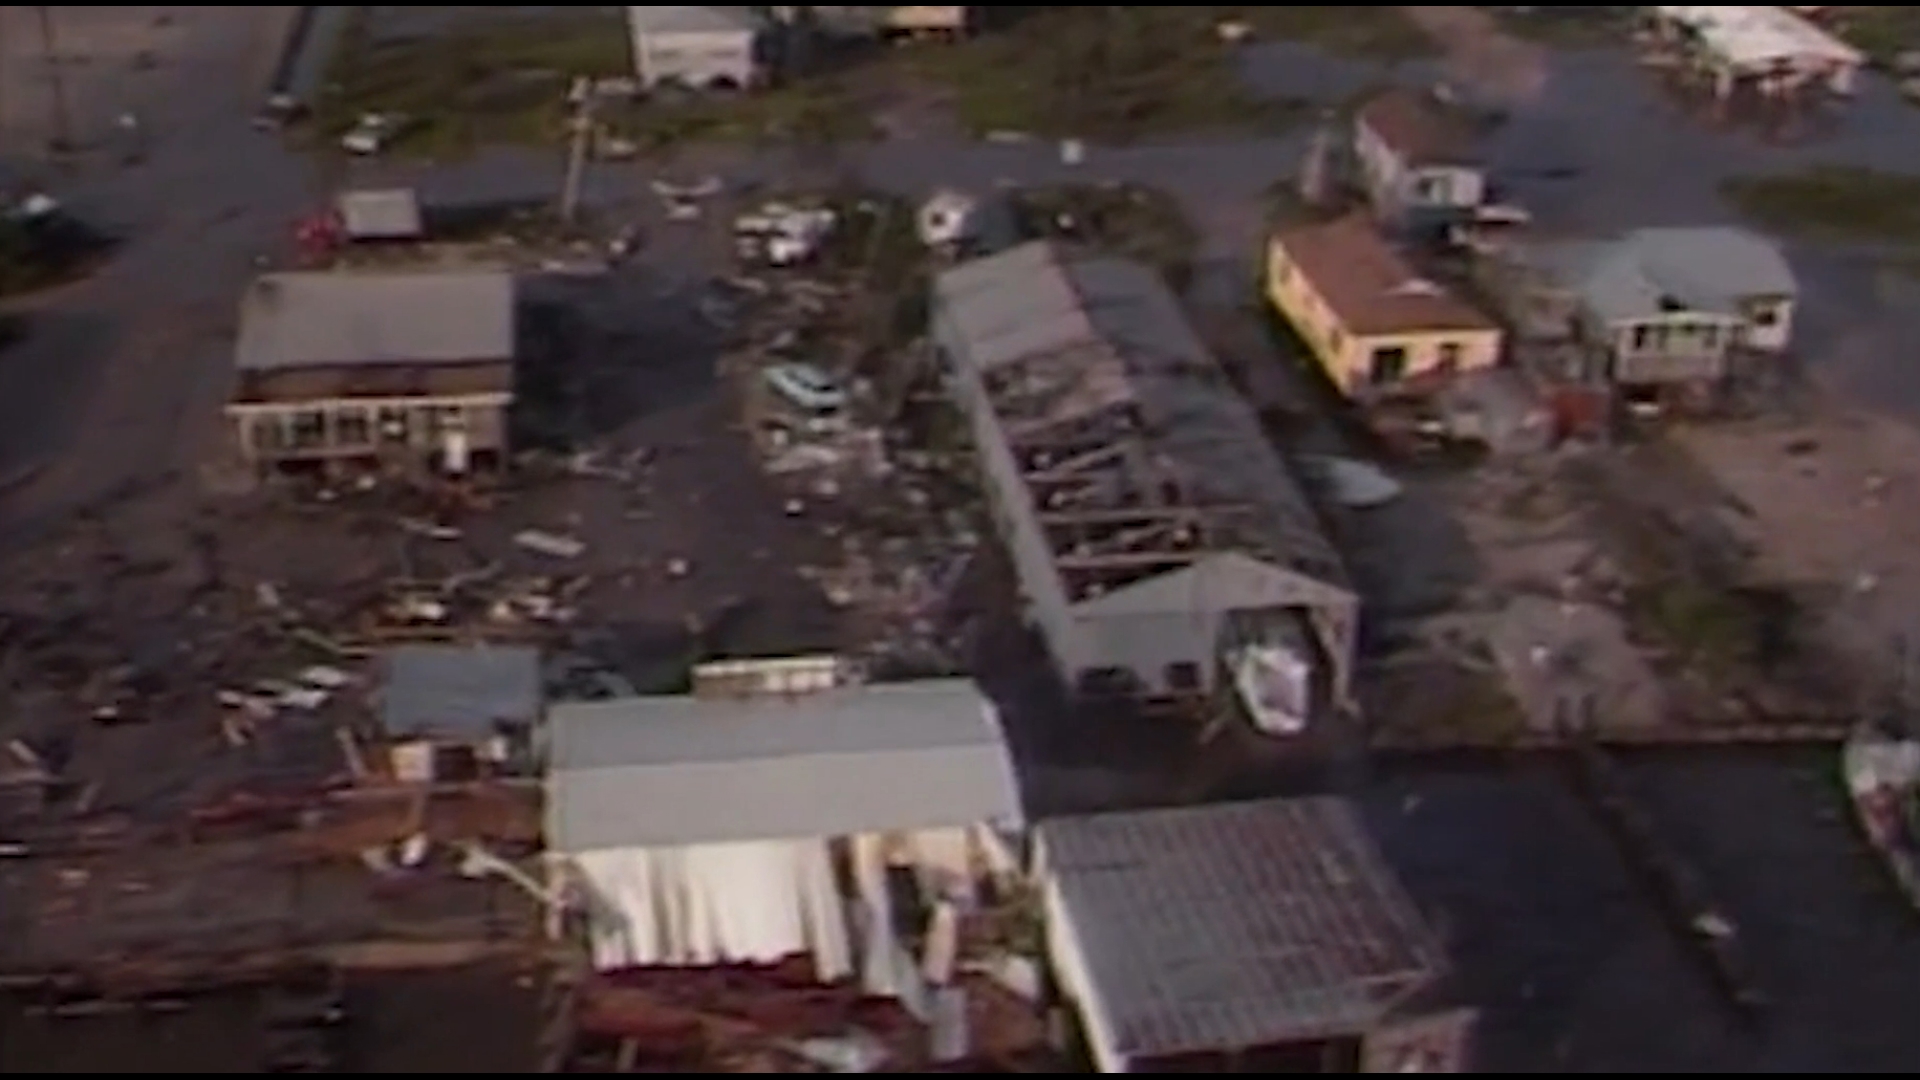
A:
546,679,1022,851
379,644,543,738
1524,226,1796,325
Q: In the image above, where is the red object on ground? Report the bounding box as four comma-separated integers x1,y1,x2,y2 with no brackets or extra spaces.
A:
293,210,344,264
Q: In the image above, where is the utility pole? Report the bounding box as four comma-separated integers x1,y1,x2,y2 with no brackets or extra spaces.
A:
33,6,72,156
559,78,593,226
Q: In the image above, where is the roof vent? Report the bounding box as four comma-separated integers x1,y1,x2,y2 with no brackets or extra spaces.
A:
1388,277,1444,298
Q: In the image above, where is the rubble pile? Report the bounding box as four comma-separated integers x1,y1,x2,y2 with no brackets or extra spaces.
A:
573,959,1050,1073
715,201,991,678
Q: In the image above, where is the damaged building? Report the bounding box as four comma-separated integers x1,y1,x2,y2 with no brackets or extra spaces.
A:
223,269,516,477
543,678,1023,988
369,644,544,783
932,241,1357,733
1037,797,1473,1073
1484,225,1797,401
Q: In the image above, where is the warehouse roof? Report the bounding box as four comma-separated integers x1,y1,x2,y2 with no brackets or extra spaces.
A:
1040,797,1444,1063
932,241,1349,595
547,679,1021,851
234,269,514,372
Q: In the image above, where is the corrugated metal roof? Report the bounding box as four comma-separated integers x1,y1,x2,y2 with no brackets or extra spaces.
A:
627,5,763,35
379,644,542,738
932,241,1351,597
1041,797,1443,1059
1524,226,1794,324
547,679,1022,851
336,188,423,240
234,270,514,371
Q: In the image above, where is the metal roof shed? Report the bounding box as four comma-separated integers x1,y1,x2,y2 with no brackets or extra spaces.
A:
1037,797,1452,1073
378,644,542,739
336,188,424,241
546,679,1022,852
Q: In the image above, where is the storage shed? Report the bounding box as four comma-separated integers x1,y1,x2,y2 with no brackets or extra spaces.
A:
545,679,1022,978
932,241,1357,729
374,644,542,782
626,6,767,91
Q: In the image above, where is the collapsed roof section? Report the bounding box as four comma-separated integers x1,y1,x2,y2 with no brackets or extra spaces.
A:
932,241,1348,605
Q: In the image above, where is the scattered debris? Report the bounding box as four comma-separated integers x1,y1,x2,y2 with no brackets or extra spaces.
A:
514,530,586,560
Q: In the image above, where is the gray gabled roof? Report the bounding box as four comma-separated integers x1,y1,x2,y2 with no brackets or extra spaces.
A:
1524,226,1795,325
547,679,1022,851
336,188,423,241
235,270,514,371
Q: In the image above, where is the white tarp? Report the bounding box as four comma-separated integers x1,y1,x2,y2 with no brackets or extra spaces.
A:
574,838,853,976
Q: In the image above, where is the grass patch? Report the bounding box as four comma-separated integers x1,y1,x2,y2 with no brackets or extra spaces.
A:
313,8,631,157
1233,6,1434,60
1625,580,1762,675
1485,7,1637,49
1010,183,1200,290
0,213,116,298
609,80,878,155
1835,8,1920,67
904,8,1330,141
1722,166,1920,245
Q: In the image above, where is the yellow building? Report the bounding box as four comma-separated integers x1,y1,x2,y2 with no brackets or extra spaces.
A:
1267,215,1503,397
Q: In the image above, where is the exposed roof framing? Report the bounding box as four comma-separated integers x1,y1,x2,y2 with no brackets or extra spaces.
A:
935,242,1346,603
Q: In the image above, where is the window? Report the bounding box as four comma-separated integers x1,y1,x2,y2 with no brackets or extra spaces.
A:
1165,662,1202,692
1630,323,1652,352
1436,341,1462,373
290,410,326,449
377,407,410,445
335,408,371,447
1751,304,1779,327
1369,345,1409,385
249,416,286,453
1415,174,1446,202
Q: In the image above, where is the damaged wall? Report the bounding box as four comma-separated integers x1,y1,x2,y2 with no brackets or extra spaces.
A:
573,838,854,975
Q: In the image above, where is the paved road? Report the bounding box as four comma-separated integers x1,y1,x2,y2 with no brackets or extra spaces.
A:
0,7,316,540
